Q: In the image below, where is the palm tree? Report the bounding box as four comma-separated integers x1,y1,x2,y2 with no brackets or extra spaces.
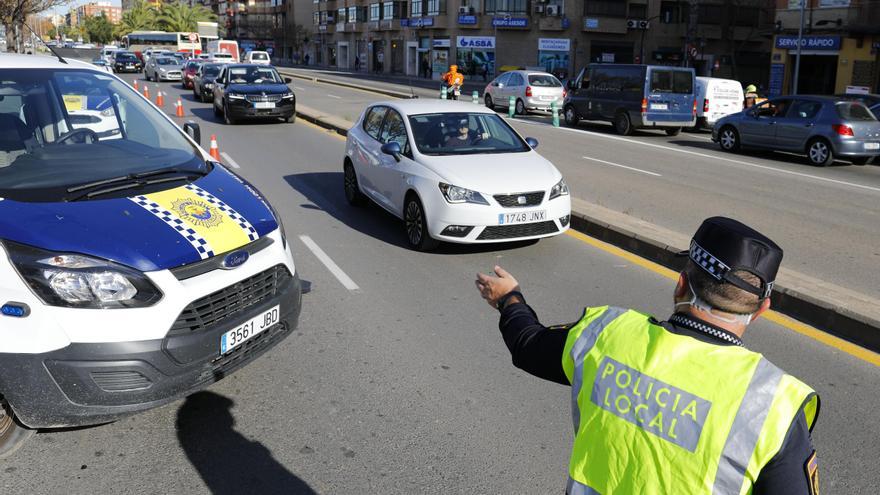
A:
114,0,159,38
158,1,216,33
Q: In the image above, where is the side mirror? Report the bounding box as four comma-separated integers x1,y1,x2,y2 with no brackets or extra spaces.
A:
525,137,539,149
497,83,504,88
381,141,402,161
567,80,576,90
284,77,292,83
183,121,201,146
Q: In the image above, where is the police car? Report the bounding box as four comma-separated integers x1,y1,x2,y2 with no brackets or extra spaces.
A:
0,54,302,457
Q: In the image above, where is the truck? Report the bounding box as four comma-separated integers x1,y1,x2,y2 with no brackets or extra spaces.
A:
207,39,240,62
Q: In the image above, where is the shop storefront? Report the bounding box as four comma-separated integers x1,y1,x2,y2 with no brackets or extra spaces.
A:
456,35,495,81
432,38,450,80
765,34,880,96
538,38,570,79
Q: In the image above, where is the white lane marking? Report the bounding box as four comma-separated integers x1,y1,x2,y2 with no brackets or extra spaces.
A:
514,119,880,194
327,94,342,99
220,152,241,169
582,156,662,177
299,235,360,291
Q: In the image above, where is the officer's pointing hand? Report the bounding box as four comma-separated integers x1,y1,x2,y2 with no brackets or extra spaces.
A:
475,265,520,309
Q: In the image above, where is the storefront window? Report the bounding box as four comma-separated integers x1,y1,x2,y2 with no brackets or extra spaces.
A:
456,36,495,81
537,38,570,79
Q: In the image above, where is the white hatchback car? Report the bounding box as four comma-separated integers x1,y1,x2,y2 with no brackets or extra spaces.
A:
344,100,571,250
484,70,566,115
245,51,271,65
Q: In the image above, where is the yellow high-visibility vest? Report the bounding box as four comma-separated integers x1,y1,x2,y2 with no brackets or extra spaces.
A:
561,306,819,495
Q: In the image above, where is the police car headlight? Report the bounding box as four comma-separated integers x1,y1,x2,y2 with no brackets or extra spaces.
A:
439,182,489,205
4,241,163,309
549,178,569,200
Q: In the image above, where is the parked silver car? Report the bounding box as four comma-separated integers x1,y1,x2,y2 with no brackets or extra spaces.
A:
145,56,184,82
484,70,565,115
713,96,880,166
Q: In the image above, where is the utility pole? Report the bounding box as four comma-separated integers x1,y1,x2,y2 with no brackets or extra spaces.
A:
792,0,806,94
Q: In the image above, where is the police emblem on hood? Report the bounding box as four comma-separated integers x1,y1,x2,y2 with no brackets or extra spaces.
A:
172,198,223,228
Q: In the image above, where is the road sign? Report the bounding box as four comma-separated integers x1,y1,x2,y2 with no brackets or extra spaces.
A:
188,33,198,42
689,46,698,59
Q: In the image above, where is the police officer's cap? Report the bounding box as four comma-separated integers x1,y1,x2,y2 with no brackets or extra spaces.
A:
680,217,782,300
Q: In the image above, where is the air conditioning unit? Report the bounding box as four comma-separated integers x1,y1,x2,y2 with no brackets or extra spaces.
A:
627,19,648,29
639,20,649,29
534,4,544,13
546,5,558,16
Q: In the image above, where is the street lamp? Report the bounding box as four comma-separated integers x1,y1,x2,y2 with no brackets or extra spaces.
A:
792,0,806,95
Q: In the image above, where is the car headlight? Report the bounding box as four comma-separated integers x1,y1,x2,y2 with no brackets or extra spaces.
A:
205,83,214,88
227,93,246,100
159,68,166,73
4,241,163,309
281,92,294,99
438,182,489,205
549,178,569,200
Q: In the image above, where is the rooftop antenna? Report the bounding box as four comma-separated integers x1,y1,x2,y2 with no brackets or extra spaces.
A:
22,20,67,64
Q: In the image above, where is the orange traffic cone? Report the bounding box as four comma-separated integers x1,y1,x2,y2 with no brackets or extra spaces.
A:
209,134,220,160
156,90,164,107
175,97,184,117
133,79,139,91
143,85,150,100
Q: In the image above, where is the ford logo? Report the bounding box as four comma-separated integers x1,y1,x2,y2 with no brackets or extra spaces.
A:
222,251,249,269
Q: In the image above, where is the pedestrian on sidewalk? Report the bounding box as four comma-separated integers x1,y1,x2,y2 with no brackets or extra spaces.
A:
354,55,360,72
421,55,430,79
475,217,820,495
376,51,384,74
304,53,310,66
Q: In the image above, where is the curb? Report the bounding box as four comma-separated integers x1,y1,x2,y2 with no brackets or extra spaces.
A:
278,69,416,100
294,106,880,355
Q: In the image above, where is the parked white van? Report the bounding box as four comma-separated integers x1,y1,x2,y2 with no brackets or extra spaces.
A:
694,77,744,130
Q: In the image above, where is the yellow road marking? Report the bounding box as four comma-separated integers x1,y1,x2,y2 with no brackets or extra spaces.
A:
564,229,880,367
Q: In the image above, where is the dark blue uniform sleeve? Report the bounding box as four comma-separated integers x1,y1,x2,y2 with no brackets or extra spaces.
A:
752,410,816,495
498,301,572,386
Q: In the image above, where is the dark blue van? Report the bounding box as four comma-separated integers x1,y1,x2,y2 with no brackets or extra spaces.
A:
563,64,696,136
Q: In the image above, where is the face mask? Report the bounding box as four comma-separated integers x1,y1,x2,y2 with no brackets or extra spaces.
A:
675,285,755,326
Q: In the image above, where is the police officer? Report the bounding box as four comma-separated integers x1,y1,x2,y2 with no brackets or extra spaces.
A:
475,217,820,495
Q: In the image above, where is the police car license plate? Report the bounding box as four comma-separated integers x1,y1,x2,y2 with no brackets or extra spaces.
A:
220,305,279,354
254,101,275,109
499,210,546,225
864,142,879,150
650,103,668,111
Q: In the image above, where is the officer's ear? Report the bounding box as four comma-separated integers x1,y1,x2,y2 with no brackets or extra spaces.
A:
751,298,772,322
674,272,689,300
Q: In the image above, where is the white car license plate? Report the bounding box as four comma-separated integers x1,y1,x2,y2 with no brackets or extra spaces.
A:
540,95,555,101
498,210,546,225
220,305,280,354
864,142,879,150
650,103,668,111
254,101,275,109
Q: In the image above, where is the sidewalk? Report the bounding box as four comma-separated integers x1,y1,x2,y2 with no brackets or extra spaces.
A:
275,62,489,96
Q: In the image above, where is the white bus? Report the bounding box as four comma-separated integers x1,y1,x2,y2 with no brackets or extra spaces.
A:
121,31,201,54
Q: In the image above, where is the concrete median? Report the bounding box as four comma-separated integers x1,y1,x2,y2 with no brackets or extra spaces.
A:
292,101,880,355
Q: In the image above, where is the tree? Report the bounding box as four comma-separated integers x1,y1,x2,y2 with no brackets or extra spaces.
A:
114,0,158,39
0,0,69,52
84,12,112,44
157,1,215,33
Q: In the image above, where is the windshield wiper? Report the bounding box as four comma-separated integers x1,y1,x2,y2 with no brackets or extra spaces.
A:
67,175,194,202
66,167,207,194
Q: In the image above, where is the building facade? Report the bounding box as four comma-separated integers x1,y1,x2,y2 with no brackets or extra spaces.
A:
74,2,123,25
304,0,775,85
770,0,880,96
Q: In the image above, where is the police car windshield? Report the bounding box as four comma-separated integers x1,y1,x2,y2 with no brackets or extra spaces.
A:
0,69,204,202
408,112,530,156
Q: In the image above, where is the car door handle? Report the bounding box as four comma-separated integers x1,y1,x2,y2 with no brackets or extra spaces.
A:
804,123,814,127
768,121,776,125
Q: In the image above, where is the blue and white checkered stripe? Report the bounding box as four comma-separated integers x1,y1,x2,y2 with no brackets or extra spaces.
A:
689,240,730,280
129,196,215,259
184,184,259,242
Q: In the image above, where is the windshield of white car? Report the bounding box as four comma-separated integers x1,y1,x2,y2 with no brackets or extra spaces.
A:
0,69,206,202
408,112,530,156
528,74,562,87
156,58,176,66
251,52,269,60
228,66,282,84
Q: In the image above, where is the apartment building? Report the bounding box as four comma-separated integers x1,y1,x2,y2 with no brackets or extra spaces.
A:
770,0,880,95
74,2,123,25
306,0,775,85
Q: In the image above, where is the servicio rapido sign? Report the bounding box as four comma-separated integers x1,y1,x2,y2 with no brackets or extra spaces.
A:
775,35,841,51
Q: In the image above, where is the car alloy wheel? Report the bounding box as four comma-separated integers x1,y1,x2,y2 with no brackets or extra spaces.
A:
808,139,833,166
615,112,632,136
0,396,34,459
719,127,740,151
484,94,493,109
344,162,366,206
564,106,579,127
404,196,439,251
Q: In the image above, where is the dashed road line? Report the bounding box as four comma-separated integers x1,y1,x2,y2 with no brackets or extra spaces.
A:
327,94,342,99
220,152,241,169
582,156,662,177
299,235,360,291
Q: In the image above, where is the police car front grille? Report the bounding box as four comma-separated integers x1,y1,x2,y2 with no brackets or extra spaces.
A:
196,321,290,385
493,191,545,208
169,265,291,336
477,221,558,240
